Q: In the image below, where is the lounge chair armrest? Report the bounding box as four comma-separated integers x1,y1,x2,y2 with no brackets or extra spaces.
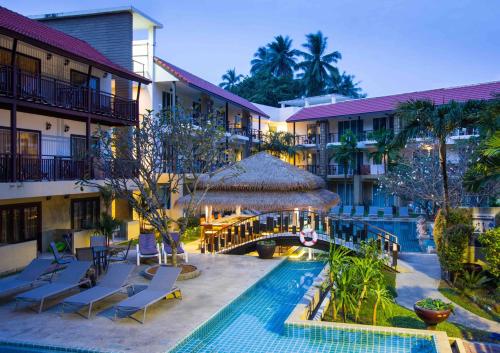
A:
136,244,140,256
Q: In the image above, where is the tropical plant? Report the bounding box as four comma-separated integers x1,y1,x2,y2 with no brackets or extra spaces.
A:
265,35,299,78
327,244,351,321
335,266,357,322
433,209,446,250
416,298,454,312
393,99,484,212
371,282,393,325
250,46,270,75
352,257,382,322
219,68,243,91
331,129,358,204
327,71,366,98
297,31,341,96
96,212,122,242
478,227,500,278
262,130,296,158
438,224,473,284
458,270,492,290
368,129,397,174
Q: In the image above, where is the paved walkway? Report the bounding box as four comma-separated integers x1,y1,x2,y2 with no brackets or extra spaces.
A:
0,252,282,353
395,252,500,333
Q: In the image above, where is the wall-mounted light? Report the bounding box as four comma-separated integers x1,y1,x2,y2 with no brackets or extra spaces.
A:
45,122,52,130
64,125,70,132
103,72,108,78
46,53,52,60
64,59,70,66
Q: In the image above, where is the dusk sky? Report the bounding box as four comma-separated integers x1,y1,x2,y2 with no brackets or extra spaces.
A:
3,0,500,97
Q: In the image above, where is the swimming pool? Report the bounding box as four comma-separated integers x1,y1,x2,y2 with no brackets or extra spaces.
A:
0,341,106,353
169,260,438,353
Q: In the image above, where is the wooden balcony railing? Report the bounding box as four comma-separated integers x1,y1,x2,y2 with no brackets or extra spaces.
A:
0,65,138,124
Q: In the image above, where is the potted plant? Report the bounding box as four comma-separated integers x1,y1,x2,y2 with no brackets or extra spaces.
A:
256,240,276,259
414,298,454,330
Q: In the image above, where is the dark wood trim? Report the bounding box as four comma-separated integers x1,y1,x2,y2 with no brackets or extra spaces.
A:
0,126,42,156
0,28,150,84
70,196,100,230
10,39,17,182
293,122,296,166
0,202,42,250
70,68,100,91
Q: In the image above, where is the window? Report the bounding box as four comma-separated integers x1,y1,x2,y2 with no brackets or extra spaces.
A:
338,120,363,138
70,69,100,91
0,48,41,74
162,91,172,110
0,127,40,156
159,184,171,209
0,203,40,246
71,198,100,230
71,135,100,160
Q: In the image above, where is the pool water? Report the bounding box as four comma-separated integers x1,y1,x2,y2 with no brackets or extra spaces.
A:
169,260,438,353
0,341,99,353
369,220,422,252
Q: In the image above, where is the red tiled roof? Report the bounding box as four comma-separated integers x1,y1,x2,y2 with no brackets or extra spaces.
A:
287,81,500,122
154,57,268,117
0,6,150,84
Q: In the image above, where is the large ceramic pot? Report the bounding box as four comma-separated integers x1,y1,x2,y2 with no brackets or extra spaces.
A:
256,240,276,259
414,304,452,330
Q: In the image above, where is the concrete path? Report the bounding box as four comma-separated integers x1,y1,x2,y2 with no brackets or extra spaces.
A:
395,252,500,333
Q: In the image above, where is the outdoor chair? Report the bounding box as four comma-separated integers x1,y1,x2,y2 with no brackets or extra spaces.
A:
353,206,364,218
161,233,188,264
342,206,353,217
114,266,182,324
61,263,134,318
108,240,133,264
399,207,410,218
0,259,54,298
90,235,107,248
50,241,76,265
136,234,161,266
383,207,394,218
368,206,379,218
15,261,92,313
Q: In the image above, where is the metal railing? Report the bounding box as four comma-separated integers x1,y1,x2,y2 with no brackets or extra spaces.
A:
295,134,319,145
0,64,138,123
297,164,319,174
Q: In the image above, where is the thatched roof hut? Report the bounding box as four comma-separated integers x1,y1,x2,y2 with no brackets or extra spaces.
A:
176,152,339,212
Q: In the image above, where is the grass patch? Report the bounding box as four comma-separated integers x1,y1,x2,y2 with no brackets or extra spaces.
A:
438,281,500,323
323,270,496,343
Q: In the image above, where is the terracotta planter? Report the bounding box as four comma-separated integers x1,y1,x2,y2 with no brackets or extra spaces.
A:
256,241,276,259
414,304,452,330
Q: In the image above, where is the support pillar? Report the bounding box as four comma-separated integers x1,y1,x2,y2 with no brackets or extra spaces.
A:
353,175,362,205
10,39,18,182
293,122,296,166
318,120,328,178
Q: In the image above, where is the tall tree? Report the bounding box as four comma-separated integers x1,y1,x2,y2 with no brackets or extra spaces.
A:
330,129,358,204
297,31,341,96
266,35,299,78
261,131,296,159
393,99,483,212
250,46,270,75
327,71,366,98
219,68,243,91
368,129,397,174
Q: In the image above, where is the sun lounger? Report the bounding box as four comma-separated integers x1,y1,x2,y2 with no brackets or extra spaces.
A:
368,206,379,218
136,234,161,266
383,207,394,218
0,259,54,297
62,263,134,318
114,266,181,324
399,207,409,218
353,206,364,218
162,233,188,264
331,206,340,216
342,206,353,217
50,241,76,265
15,261,92,313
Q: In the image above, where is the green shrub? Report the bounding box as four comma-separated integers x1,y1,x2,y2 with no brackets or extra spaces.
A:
434,209,446,250
438,224,472,283
478,227,500,278
177,216,200,228
447,208,472,228
416,298,454,312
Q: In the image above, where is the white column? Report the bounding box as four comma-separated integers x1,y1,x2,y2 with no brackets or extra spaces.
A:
235,205,241,216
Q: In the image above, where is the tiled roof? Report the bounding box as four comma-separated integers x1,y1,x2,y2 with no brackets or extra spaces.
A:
0,6,149,84
154,57,269,117
287,81,500,122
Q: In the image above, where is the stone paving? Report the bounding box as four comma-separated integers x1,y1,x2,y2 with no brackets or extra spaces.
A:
0,252,282,353
395,252,500,333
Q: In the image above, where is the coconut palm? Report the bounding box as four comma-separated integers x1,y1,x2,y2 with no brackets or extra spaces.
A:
265,35,299,78
369,129,397,174
330,129,358,205
219,68,243,91
393,99,483,212
370,283,393,325
297,31,341,96
250,46,270,75
327,71,366,98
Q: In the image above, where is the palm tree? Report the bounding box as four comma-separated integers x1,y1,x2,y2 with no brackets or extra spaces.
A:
297,31,341,96
328,244,350,321
331,130,358,205
219,68,243,91
370,283,393,325
393,99,483,212
369,129,397,174
250,46,270,75
327,71,366,99
266,35,299,78
335,266,356,322
352,257,381,322
262,131,296,159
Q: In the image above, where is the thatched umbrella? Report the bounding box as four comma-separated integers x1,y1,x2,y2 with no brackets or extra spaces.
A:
176,152,339,212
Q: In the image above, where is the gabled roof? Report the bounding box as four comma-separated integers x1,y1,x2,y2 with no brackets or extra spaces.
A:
0,6,150,84
287,81,500,122
154,57,268,117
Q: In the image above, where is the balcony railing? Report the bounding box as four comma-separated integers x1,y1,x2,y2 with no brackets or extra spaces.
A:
295,134,318,145
0,65,138,124
228,124,249,137
297,164,319,174
327,164,353,176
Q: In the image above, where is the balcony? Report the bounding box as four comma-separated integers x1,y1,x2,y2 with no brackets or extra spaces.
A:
294,134,318,146
327,164,353,177
0,65,138,125
297,164,319,174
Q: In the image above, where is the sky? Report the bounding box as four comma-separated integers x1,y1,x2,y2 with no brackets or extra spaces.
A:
3,0,500,97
